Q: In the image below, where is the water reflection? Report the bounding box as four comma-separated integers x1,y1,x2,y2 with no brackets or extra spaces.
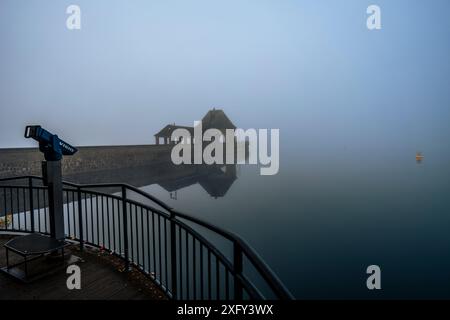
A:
65,162,238,199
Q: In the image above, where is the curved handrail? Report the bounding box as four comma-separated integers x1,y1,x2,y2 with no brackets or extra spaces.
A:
0,174,294,300
172,209,293,299
169,210,294,299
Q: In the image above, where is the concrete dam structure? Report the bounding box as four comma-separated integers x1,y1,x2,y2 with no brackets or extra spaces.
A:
0,145,172,179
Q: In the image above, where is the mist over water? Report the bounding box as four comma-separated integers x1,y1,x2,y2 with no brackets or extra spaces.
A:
141,148,450,298
0,0,450,299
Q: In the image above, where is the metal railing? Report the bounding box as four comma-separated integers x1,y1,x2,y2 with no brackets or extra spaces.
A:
0,175,293,300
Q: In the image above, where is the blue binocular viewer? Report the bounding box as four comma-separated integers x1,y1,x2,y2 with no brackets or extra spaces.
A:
24,125,78,161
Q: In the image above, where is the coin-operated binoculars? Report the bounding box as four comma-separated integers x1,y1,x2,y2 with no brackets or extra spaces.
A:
24,126,78,240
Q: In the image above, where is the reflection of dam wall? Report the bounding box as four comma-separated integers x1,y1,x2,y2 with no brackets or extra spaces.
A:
64,162,237,197
65,162,200,186
0,145,172,179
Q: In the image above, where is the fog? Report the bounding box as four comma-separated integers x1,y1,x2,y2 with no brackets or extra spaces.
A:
1,0,449,162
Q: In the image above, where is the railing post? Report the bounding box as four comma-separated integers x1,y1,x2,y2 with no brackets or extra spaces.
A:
77,186,84,251
170,212,178,299
28,177,35,232
122,186,130,271
233,241,243,300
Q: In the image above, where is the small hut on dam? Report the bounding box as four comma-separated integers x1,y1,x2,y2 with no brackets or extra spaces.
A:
154,108,236,145
154,124,194,145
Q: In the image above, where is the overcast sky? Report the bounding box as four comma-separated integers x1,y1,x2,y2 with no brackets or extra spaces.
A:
0,0,449,160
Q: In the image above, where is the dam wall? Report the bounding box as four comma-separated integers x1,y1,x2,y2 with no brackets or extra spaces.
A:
0,145,173,179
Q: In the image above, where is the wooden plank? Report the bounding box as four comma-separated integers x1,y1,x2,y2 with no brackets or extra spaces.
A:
0,237,166,300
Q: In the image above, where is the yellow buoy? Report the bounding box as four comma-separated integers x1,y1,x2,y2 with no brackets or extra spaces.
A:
416,152,424,162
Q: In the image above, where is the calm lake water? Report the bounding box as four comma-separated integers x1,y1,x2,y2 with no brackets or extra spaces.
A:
2,148,448,299
139,152,450,299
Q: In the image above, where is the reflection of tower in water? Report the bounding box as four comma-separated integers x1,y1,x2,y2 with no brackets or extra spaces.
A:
158,164,238,199
198,164,237,199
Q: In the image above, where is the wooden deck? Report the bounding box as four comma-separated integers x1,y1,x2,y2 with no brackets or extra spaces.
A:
0,235,167,300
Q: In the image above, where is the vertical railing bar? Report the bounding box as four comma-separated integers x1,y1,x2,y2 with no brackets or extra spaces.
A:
106,196,111,251
134,205,138,264
90,195,94,243
41,188,45,233
115,199,120,255
134,204,137,264
208,249,212,300
5,188,8,230
200,243,204,300
178,224,183,299
141,206,145,268
136,206,140,267
62,190,65,236
152,211,156,278
146,209,151,274
44,189,48,233
67,190,70,236
36,188,41,232
113,198,116,253
17,187,20,230
19,188,24,230
185,230,189,300
109,196,113,251
16,188,19,230
193,237,196,300
3,188,7,230
28,178,34,232
96,195,100,246
170,213,177,299
70,191,75,237
112,198,117,253
101,195,105,248
233,242,244,300
9,188,12,230
74,190,77,237
136,205,139,265
9,188,14,230
19,188,22,230
65,191,68,237
84,192,88,242
68,191,72,237
16,187,21,231
9,188,12,231
22,188,27,231
130,204,135,264
158,214,162,287
7,188,11,230
13,188,20,231
130,203,134,263
121,186,129,271
164,218,168,293
72,191,77,237
2,188,7,230
22,188,26,231
216,257,220,300
77,187,84,251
